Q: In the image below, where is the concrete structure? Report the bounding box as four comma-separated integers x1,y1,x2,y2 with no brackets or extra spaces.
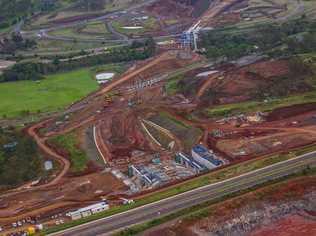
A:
95,73,115,84
3,141,18,149
128,165,162,187
66,201,109,220
191,145,223,170
180,20,201,51
175,152,205,174
44,160,53,171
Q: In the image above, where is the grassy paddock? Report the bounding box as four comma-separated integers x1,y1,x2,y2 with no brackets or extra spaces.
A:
0,63,124,118
42,144,316,235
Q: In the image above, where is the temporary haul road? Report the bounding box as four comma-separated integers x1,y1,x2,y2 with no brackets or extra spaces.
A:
50,151,316,236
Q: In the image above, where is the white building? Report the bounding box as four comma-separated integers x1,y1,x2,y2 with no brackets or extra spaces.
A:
66,201,109,220
191,145,223,170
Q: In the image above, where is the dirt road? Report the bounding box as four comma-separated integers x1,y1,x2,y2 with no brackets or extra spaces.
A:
195,72,221,99
97,51,176,95
26,120,71,184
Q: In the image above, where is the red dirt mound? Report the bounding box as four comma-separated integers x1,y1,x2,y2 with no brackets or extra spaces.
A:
99,111,152,160
202,60,292,104
266,103,316,121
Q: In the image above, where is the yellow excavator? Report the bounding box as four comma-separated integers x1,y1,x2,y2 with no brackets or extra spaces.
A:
104,94,113,108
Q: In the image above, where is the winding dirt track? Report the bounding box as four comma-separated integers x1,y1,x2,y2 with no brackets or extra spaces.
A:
1,120,71,198
26,120,71,185
195,73,220,99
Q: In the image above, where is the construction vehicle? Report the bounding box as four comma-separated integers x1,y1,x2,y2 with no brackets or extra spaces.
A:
27,226,36,235
104,94,112,103
26,224,43,235
103,90,123,108
120,198,134,205
104,94,113,108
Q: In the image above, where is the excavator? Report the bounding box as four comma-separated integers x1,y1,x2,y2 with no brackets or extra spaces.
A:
103,91,122,108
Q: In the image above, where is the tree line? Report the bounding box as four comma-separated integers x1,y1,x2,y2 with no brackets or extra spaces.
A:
200,18,316,60
0,37,156,82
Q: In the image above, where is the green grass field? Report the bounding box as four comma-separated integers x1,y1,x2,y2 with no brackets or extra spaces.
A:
0,63,127,118
0,69,98,118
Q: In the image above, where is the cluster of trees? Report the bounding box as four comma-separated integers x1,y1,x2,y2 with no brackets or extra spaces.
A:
0,38,156,82
0,127,43,189
0,32,37,55
200,33,254,60
281,32,316,56
0,62,43,82
200,18,316,60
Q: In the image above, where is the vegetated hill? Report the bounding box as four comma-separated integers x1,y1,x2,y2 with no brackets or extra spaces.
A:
0,0,57,28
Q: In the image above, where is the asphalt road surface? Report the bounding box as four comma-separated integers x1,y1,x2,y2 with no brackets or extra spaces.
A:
50,151,316,236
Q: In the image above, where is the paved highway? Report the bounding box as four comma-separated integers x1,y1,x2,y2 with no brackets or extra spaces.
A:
50,151,316,236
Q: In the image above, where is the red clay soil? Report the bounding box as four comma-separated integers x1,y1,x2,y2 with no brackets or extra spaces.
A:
250,214,316,236
195,59,291,104
98,111,153,162
217,60,290,103
266,103,316,121
196,72,221,99
207,105,316,160
0,172,127,223
216,130,316,160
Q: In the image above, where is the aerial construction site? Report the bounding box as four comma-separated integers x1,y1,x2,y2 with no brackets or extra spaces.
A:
0,0,315,235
